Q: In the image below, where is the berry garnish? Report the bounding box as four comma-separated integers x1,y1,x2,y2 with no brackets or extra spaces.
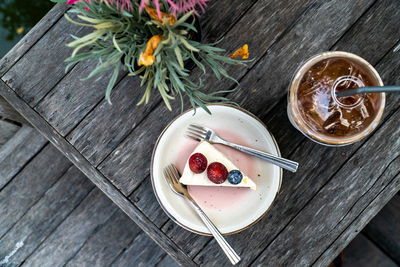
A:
189,153,207,174
207,162,228,184
227,170,243,185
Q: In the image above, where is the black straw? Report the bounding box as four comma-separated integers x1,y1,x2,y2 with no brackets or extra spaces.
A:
336,85,400,98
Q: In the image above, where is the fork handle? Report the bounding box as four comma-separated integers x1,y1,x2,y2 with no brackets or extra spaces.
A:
188,200,241,265
222,141,299,173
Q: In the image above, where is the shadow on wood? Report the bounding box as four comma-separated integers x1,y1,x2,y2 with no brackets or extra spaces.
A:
0,95,29,125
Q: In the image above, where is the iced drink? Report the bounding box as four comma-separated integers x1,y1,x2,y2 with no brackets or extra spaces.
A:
288,52,385,146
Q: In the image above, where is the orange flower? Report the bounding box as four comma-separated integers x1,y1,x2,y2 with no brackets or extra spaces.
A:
145,5,176,26
139,35,163,66
230,44,249,59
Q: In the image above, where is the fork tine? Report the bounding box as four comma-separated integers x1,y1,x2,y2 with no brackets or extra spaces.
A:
168,165,180,184
187,129,207,138
186,129,206,138
165,166,175,183
189,124,207,132
170,165,181,183
188,125,207,134
166,165,176,184
185,133,202,141
185,131,204,139
169,164,179,184
163,167,174,186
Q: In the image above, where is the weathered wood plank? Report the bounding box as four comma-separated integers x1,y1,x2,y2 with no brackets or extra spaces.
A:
200,0,257,43
193,1,400,265
129,177,170,228
0,119,19,147
35,64,126,137
99,0,317,196
0,95,29,124
331,0,400,62
65,208,142,267
363,194,400,265
65,0,260,167
0,79,196,267
67,76,157,166
250,106,400,266
1,15,87,106
110,232,167,267
0,3,68,77
0,166,94,266
156,254,179,267
0,125,47,190
342,234,397,267
161,220,211,259
23,188,118,266
0,144,71,238
314,171,400,266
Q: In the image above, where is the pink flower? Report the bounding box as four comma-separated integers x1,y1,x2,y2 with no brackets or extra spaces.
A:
67,0,88,4
140,0,209,17
67,0,90,10
106,0,133,11
67,0,132,12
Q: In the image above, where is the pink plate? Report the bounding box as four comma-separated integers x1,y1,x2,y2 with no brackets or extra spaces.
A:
150,104,282,235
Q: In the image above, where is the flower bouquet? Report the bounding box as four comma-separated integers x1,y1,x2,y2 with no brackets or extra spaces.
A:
53,0,250,113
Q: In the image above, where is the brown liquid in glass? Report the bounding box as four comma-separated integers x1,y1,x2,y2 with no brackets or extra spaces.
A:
297,57,380,138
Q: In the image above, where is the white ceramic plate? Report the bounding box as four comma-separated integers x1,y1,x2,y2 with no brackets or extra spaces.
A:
150,104,282,235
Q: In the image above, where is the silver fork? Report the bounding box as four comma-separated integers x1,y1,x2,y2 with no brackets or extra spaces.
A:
163,164,241,265
186,124,299,173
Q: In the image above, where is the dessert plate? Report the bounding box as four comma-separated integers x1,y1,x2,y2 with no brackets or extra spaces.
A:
151,104,282,235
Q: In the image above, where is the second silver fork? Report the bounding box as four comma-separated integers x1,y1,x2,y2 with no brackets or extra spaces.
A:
186,124,299,173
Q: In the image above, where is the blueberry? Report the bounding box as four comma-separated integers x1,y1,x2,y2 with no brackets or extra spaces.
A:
227,170,243,185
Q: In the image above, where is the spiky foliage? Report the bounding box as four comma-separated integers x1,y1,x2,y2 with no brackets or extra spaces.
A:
140,0,209,16
65,0,248,113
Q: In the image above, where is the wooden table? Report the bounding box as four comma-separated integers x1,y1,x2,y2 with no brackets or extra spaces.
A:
0,0,399,266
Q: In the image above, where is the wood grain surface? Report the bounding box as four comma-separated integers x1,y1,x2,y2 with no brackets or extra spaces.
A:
0,79,196,266
0,0,399,265
0,4,69,77
0,125,47,190
0,166,94,265
0,144,71,238
1,12,87,106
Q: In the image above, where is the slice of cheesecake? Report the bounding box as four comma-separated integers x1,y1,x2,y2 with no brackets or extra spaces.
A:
180,141,257,190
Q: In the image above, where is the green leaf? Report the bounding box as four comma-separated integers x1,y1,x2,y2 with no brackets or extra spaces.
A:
112,35,123,52
50,0,66,3
174,47,184,69
105,65,119,104
158,84,173,111
179,37,200,52
189,53,206,73
173,11,194,28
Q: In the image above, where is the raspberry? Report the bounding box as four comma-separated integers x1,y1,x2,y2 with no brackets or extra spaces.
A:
189,153,207,174
207,162,228,184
